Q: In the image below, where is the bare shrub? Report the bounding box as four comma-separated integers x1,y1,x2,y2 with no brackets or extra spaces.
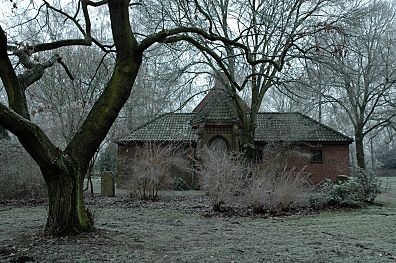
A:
124,142,188,200
199,145,312,213
247,165,311,213
198,148,249,211
0,140,47,200
247,144,312,212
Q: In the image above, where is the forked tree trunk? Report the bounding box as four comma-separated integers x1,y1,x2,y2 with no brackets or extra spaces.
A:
43,164,93,236
0,0,140,237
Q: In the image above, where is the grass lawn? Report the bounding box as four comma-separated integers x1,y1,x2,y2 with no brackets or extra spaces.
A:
0,178,395,263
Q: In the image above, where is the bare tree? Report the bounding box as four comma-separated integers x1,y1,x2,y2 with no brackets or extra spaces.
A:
301,0,396,168
28,46,113,146
0,0,211,235
119,45,203,132
155,0,360,158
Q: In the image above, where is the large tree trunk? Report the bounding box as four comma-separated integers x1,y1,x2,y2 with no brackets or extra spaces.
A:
0,124,10,140
355,130,366,169
239,116,256,160
43,163,93,236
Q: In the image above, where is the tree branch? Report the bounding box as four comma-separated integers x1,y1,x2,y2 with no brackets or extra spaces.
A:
0,102,62,170
0,26,30,119
86,0,108,7
65,0,141,170
138,27,282,71
364,114,396,136
25,39,92,53
15,52,58,89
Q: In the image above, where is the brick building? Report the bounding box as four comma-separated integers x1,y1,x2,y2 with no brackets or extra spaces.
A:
117,79,353,185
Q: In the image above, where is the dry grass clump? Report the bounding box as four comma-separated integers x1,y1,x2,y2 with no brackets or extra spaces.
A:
247,165,311,213
199,145,312,213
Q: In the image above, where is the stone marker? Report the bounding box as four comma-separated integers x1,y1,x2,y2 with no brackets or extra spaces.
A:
101,171,115,197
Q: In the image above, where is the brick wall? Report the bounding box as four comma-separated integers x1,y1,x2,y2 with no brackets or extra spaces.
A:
119,141,350,187
278,143,350,183
117,143,196,188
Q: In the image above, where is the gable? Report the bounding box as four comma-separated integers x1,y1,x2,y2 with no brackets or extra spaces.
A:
190,88,241,125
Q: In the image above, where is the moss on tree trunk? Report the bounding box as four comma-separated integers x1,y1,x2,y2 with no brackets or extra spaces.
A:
44,166,94,236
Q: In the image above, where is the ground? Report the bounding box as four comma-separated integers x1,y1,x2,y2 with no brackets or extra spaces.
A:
0,178,395,263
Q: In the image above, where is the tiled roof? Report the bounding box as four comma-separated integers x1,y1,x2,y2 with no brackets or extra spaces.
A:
255,112,352,142
190,88,241,125
117,113,198,144
118,112,352,144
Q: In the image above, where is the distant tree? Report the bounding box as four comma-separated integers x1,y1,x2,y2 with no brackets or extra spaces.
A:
375,129,396,169
301,0,396,168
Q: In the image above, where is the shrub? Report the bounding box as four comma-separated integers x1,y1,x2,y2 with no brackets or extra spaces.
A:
247,165,311,213
352,168,382,202
123,143,187,200
0,140,47,200
198,147,311,213
174,177,191,191
309,169,383,208
198,149,249,211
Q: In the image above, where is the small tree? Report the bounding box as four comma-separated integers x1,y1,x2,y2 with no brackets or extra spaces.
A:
96,143,117,173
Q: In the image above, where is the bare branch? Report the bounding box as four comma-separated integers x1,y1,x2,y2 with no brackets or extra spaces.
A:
138,27,282,71
0,26,30,119
57,58,75,81
86,0,108,7
0,102,61,169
